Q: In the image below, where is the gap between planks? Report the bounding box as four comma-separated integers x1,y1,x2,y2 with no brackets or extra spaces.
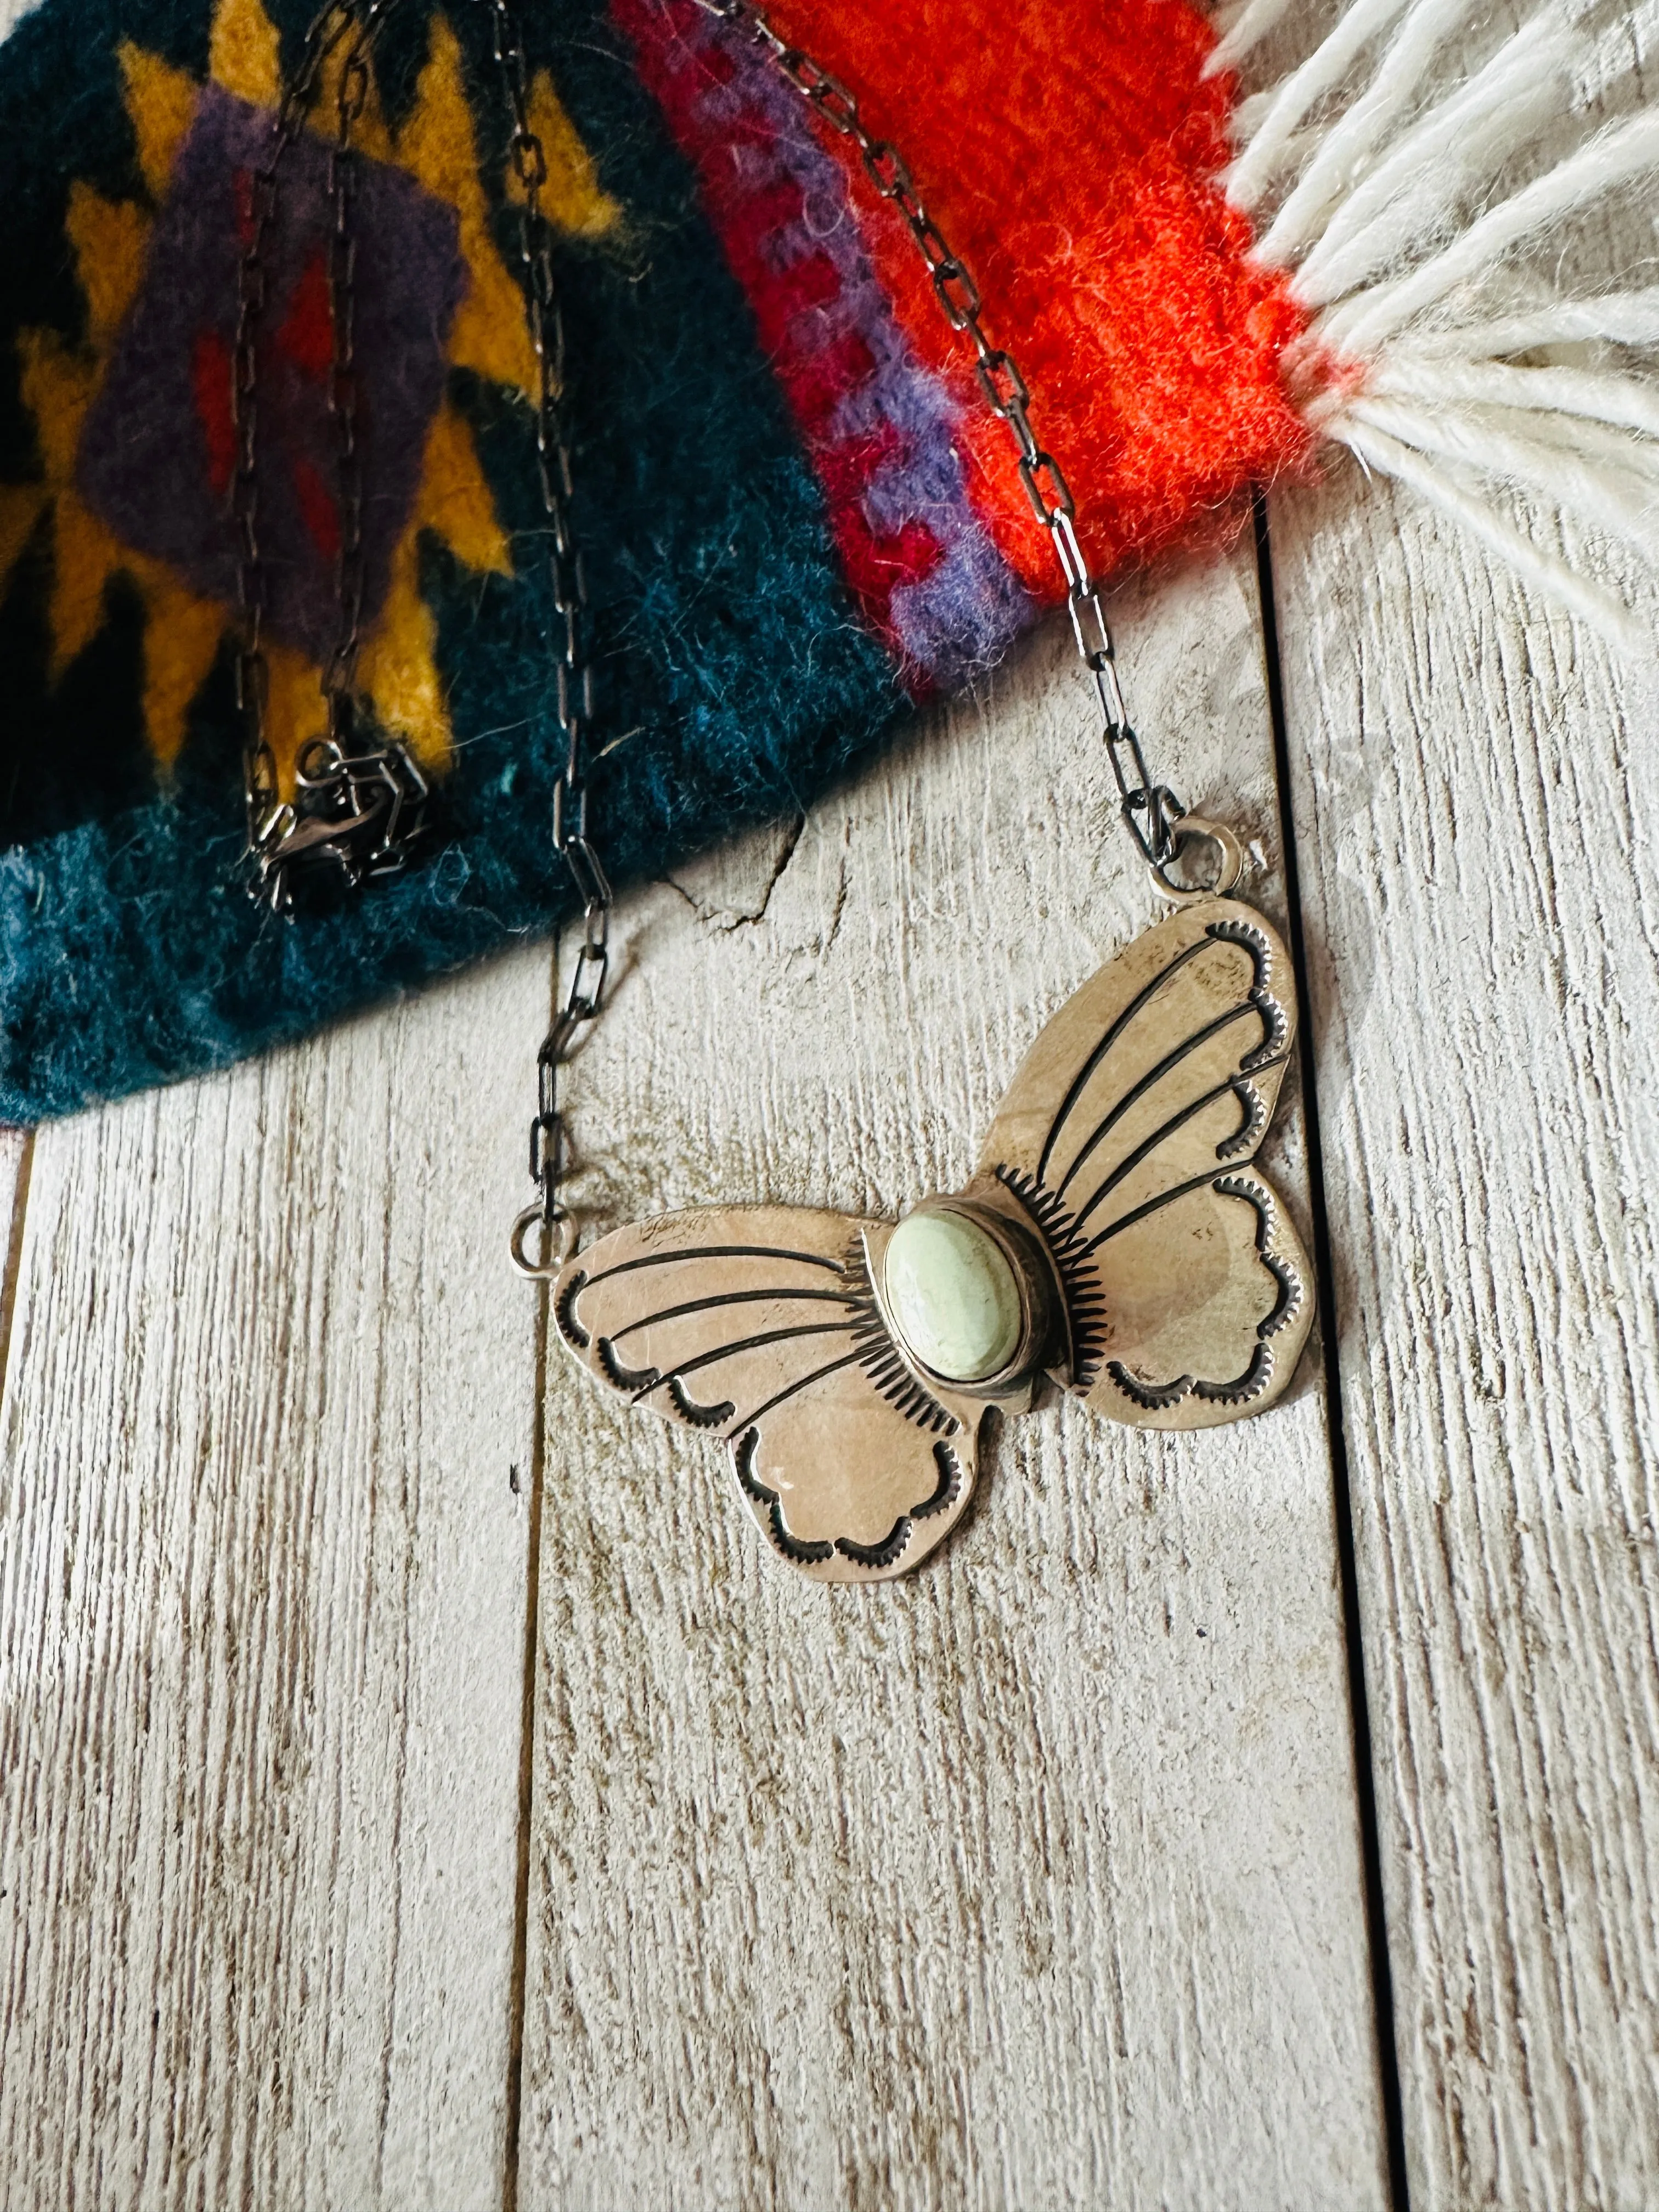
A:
0,1130,35,1413
1255,490,1412,2212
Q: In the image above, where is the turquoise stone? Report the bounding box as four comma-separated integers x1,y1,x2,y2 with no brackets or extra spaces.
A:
883,1209,1023,1383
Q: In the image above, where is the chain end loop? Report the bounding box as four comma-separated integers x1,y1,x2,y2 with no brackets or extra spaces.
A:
1147,816,1245,905
510,1203,577,1279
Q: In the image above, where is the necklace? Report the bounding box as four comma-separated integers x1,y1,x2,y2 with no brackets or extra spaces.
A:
496,0,1316,1581
231,0,1314,1581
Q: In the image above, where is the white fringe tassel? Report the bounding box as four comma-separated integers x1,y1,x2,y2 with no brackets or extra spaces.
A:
1219,0,1659,648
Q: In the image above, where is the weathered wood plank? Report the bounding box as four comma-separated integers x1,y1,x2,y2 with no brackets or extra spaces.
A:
1261,11,1659,2200
0,949,545,2209
1270,440,1659,2203
518,549,1392,2209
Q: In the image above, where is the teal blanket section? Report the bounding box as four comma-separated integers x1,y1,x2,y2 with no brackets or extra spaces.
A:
0,0,904,1121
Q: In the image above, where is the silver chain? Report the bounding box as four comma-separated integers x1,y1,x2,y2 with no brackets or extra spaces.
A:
693,0,1187,871
503,1,1190,1269
232,1,346,868
324,45,369,712
232,0,430,915
485,0,615,1276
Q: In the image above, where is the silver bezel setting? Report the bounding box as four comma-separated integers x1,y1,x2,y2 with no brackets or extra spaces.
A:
864,1199,1061,1403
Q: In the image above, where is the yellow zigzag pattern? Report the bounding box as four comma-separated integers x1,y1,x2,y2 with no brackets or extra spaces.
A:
1,0,619,785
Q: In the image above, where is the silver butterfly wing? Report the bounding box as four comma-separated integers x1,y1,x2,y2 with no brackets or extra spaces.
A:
551,1205,983,1581
970,897,1314,1427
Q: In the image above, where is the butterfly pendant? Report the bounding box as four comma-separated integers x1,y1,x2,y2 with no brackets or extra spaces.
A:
552,896,1314,1582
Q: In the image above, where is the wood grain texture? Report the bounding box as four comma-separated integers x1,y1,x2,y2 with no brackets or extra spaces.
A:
1269,395,1659,2205
1260,10,1659,2203
0,952,545,2209
0,1129,31,1396
520,550,1391,2210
